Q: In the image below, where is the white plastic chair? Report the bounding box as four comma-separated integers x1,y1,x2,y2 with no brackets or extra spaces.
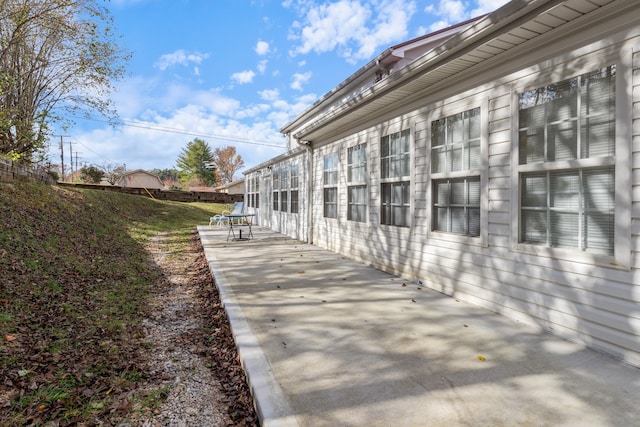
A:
220,202,244,225
209,214,229,226
209,201,244,226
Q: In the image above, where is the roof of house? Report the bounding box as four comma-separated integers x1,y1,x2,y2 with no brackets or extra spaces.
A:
280,0,628,145
214,178,245,191
117,169,163,185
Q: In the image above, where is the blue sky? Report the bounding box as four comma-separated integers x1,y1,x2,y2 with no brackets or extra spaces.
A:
49,0,508,177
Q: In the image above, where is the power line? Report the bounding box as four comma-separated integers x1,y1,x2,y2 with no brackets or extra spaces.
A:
71,115,286,148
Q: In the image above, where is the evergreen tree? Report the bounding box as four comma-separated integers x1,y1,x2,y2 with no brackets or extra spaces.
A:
176,139,216,186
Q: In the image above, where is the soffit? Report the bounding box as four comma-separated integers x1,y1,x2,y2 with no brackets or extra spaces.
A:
291,0,621,143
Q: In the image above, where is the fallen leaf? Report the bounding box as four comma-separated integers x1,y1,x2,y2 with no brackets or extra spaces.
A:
477,355,486,361
5,335,15,342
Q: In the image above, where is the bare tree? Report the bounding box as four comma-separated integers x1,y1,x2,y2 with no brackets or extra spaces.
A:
212,146,244,184
0,0,130,162
101,163,126,185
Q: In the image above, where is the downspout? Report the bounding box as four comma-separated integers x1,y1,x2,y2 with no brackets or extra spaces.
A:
293,135,313,244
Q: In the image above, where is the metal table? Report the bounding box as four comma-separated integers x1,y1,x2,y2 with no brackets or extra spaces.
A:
226,214,255,241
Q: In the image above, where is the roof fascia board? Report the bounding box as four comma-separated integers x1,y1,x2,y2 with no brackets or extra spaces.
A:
290,0,569,141
296,0,631,145
280,15,485,134
244,146,306,174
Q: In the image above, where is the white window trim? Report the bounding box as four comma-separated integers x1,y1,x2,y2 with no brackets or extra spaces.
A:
290,164,299,215
427,98,489,247
379,125,414,228
510,52,632,269
347,142,368,223
323,151,339,219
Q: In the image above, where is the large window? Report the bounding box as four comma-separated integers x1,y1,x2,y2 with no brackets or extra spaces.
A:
518,66,616,255
247,176,259,208
272,168,279,211
280,168,289,212
381,130,410,226
431,108,481,236
348,144,367,222
323,153,338,218
290,164,299,214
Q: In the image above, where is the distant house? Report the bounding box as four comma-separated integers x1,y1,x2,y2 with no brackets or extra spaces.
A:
116,169,163,189
245,0,640,368
214,178,245,194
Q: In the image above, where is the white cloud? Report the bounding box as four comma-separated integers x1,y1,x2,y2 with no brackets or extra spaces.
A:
425,0,509,29
70,104,285,171
231,70,256,84
257,59,268,74
255,40,270,55
291,71,312,91
287,0,416,63
154,49,209,71
259,89,280,102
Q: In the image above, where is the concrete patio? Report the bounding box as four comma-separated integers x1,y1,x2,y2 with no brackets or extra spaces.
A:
198,226,640,427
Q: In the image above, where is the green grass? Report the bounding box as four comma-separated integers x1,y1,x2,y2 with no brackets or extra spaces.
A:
0,181,226,425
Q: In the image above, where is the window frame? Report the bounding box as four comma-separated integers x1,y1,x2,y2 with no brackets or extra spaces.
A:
347,143,367,222
323,152,339,219
280,168,289,213
428,100,489,244
272,168,279,212
380,129,412,227
510,54,631,268
290,164,299,214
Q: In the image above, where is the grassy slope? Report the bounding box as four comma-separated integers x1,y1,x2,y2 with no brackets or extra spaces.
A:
0,181,224,425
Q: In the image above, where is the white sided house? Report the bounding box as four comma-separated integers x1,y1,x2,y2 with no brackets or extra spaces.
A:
244,0,640,368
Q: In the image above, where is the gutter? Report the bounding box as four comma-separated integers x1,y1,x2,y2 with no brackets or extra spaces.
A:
291,134,314,245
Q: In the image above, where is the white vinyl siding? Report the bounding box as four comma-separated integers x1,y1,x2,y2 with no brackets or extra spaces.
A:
268,21,639,367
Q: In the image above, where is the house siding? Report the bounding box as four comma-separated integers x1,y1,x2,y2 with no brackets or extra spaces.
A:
301,29,640,367
245,149,309,242
244,1,640,368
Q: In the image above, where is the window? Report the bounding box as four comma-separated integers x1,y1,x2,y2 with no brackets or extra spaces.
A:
247,176,259,208
255,177,260,208
433,178,480,236
272,168,279,211
518,66,616,255
348,144,367,222
280,168,289,212
431,108,481,236
323,153,338,218
290,164,299,214
348,186,367,222
380,130,410,226
246,177,253,208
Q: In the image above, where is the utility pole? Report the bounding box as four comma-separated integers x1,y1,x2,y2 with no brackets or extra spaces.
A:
68,139,76,181
55,135,73,181
75,152,82,177
59,136,65,181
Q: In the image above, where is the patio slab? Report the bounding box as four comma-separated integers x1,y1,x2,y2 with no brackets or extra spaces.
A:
198,226,640,427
